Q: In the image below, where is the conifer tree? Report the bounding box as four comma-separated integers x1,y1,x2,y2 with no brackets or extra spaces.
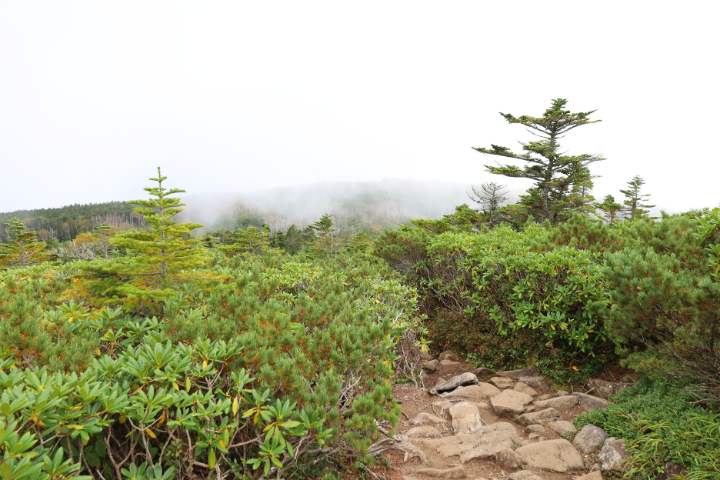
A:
620,175,655,221
80,168,206,304
473,98,604,223
0,217,48,268
311,214,342,258
596,195,623,224
467,182,507,227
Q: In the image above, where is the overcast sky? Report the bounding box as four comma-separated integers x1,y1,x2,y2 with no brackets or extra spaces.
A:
1,2,718,213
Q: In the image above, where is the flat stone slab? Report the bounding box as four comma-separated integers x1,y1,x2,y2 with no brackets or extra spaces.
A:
517,407,562,425
411,422,520,463
476,382,502,398
513,382,538,396
441,385,490,402
546,420,576,435
518,375,549,389
490,389,533,417
449,404,483,434
439,360,461,367
406,425,442,438
472,367,494,376
573,392,610,411
408,412,446,425
489,377,514,389
534,395,579,410
435,372,478,392
515,438,584,472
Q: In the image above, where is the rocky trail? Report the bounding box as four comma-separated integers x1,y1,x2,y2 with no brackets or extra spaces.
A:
381,353,634,480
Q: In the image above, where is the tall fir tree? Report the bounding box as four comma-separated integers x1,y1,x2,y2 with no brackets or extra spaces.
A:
0,217,48,268
620,175,655,221
473,98,604,223
79,168,207,306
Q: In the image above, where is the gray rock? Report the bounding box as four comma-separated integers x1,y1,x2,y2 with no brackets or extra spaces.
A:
573,424,609,454
545,420,575,435
658,461,686,479
414,466,466,479
476,382,502,398
587,378,635,399
535,394,552,401
515,439,584,472
406,425,442,438
408,412,446,425
556,389,569,396
490,377,515,389
573,392,610,411
472,367,495,377
599,437,630,472
496,367,539,379
449,404,484,434
517,375,549,390
423,359,439,372
440,360,462,367
436,372,478,392
513,382,538,396
523,405,535,413
442,385,491,402
421,352,434,361
534,395,578,410
517,407,562,426
496,448,526,470
438,351,461,362
410,422,520,463
524,424,545,434
490,389,534,417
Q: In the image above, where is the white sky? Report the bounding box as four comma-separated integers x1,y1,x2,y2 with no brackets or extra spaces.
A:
1,2,718,213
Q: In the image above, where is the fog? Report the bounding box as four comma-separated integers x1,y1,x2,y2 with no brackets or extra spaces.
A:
179,179,524,233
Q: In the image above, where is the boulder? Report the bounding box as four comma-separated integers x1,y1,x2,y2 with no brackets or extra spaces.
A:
440,360,462,367
573,392,610,411
420,352,434,361
518,376,549,390
587,378,635,399
573,424,609,454
523,405,535,413
472,367,495,377
431,400,453,414
435,372,478,392
406,426,442,438
658,461,686,479
490,390,533,417
423,359,439,372
449,404,483,434
545,420,575,435
496,448,526,470
513,382,538,396
556,390,569,396
517,407,562,426
534,395,578,410
599,437,630,472
524,424,545,434
476,382,502,398
438,351,461,362
408,412,446,425
535,394,552,401
442,385,490,402
411,423,519,463
496,367,539,379
515,439,584,472
490,377,515,389
414,466,466,479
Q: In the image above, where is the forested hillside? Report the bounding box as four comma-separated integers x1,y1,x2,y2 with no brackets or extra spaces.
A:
1,100,718,480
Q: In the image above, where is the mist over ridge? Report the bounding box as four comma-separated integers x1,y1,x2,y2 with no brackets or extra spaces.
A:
180,178,523,233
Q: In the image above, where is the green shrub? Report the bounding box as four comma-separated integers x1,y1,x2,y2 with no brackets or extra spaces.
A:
576,378,720,479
